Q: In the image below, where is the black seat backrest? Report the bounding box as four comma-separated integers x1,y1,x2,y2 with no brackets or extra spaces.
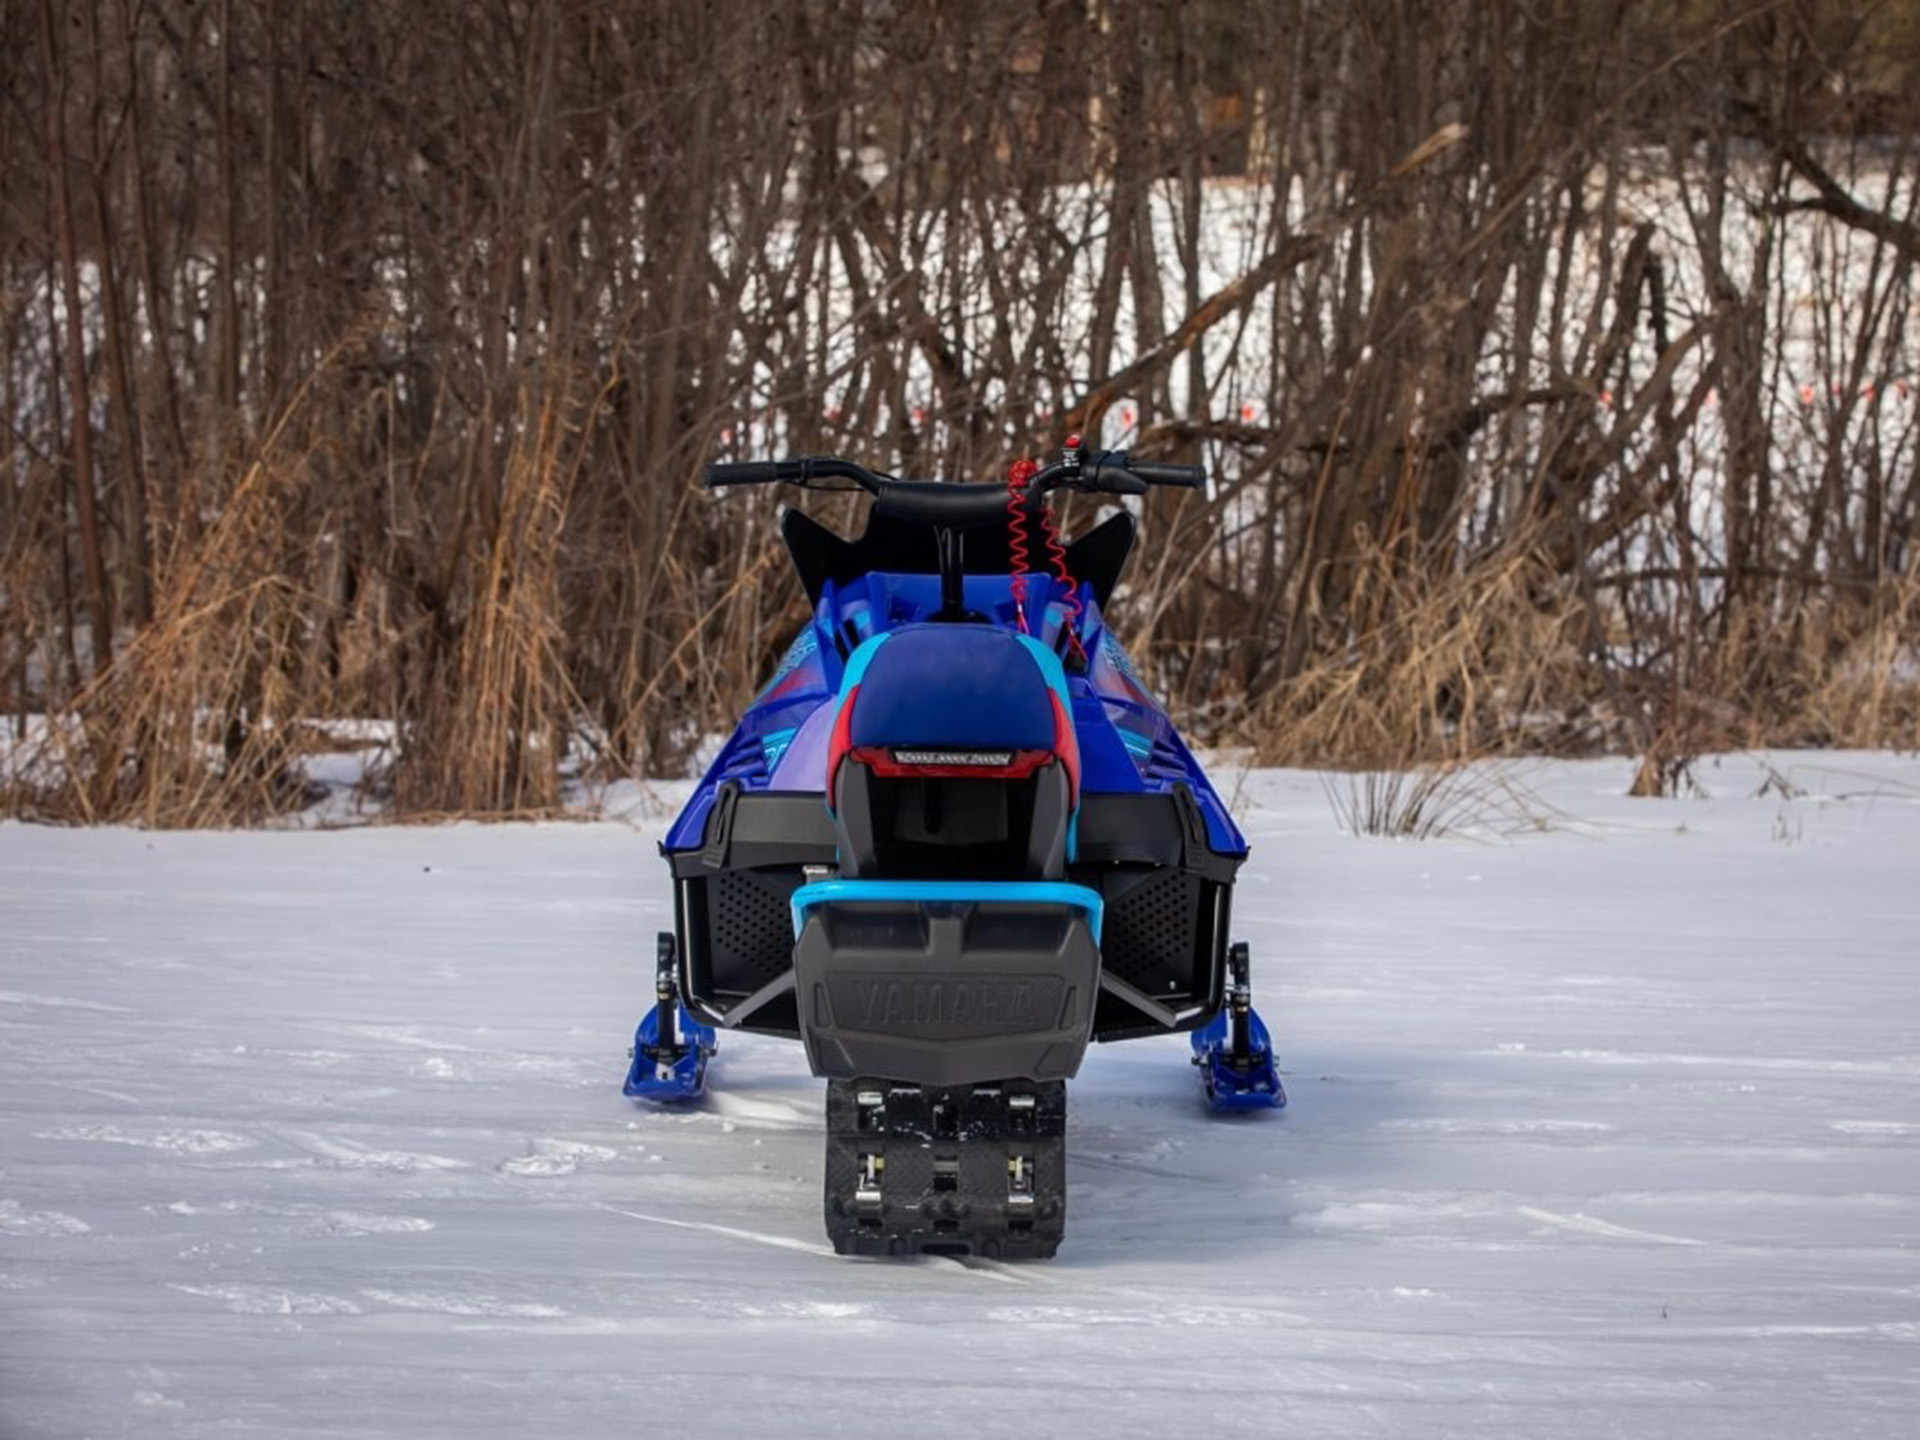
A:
782,507,1137,610
833,764,1072,882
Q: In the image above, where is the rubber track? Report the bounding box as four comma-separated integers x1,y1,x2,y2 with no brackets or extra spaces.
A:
823,1078,1066,1259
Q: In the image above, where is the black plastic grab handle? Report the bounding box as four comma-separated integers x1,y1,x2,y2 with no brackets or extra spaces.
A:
705,456,890,492
704,461,785,487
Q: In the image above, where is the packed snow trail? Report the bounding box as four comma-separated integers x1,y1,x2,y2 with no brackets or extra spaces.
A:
3,754,1918,1438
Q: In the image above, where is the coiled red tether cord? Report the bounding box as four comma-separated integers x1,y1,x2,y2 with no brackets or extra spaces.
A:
1006,445,1086,669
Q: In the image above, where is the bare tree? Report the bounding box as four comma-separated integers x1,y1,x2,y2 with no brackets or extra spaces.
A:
3,0,1916,822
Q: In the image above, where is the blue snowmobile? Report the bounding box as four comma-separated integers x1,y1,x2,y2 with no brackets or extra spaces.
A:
626,441,1283,1257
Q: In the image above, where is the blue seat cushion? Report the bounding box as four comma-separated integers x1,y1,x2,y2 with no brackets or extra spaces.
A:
848,625,1055,751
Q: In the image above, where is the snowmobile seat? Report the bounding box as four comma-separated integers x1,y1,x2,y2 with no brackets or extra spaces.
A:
826,625,1080,881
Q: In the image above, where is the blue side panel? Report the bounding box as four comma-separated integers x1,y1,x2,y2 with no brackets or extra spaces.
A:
1072,601,1249,856
661,565,1247,860
753,627,821,703
766,701,838,790
1072,693,1147,792
1156,724,1248,854
661,619,839,849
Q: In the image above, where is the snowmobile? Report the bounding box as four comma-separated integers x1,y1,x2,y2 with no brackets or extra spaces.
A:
624,440,1283,1258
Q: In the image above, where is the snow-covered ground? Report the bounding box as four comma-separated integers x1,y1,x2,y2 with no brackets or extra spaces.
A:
3,753,1917,1439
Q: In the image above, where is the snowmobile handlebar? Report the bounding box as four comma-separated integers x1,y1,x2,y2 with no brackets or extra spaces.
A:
703,449,1206,499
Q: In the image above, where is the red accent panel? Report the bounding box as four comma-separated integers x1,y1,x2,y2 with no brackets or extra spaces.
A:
825,683,860,808
1049,690,1081,807
848,746,1056,781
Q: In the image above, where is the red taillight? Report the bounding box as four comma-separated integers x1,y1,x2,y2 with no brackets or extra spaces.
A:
828,682,1082,809
848,746,1056,781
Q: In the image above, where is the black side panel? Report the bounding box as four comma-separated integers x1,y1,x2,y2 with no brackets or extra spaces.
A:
782,509,863,608
1099,866,1206,995
671,791,835,1036
693,868,799,995
1070,790,1242,1041
1073,788,1243,881
780,503,1136,607
666,786,837,874
1063,511,1135,608
1089,873,1232,1041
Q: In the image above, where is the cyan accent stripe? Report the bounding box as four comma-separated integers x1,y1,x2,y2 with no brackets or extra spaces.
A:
1015,631,1083,863
837,631,892,692
791,879,1103,944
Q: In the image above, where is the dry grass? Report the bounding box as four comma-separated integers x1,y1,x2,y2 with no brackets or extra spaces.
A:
9,467,1911,827
1246,532,1597,770
388,376,585,818
1627,570,1920,797
1322,760,1565,840
2,406,335,827
1795,574,1920,751
1246,525,1919,804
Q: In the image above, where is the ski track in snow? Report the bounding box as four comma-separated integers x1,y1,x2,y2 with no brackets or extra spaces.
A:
35,1125,259,1154
0,989,135,1014
272,1130,471,1173
594,1202,838,1257
499,1139,619,1176
170,1283,365,1316
1513,1206,1706,1247
0,1200,90,1237
164,1201,435,1237
3,752,1919,1438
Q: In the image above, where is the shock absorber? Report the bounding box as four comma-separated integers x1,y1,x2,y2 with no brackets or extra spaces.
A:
651,933,679,1059
1228,940,1252,1063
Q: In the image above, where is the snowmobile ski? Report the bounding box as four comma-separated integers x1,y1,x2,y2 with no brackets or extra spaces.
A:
623,933,716,1102
1191,941,1286,1109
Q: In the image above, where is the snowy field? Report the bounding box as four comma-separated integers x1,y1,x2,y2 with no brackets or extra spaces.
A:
2,753,1918,1439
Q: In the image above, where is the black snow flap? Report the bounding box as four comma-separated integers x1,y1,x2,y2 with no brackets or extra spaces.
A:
793,899,1100,1086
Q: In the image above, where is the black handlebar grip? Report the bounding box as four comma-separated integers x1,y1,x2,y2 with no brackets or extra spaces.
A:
704,461,783,487
1128,461,1206,488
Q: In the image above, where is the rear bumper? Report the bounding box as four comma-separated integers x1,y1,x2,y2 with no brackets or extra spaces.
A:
789,881,1103,1086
